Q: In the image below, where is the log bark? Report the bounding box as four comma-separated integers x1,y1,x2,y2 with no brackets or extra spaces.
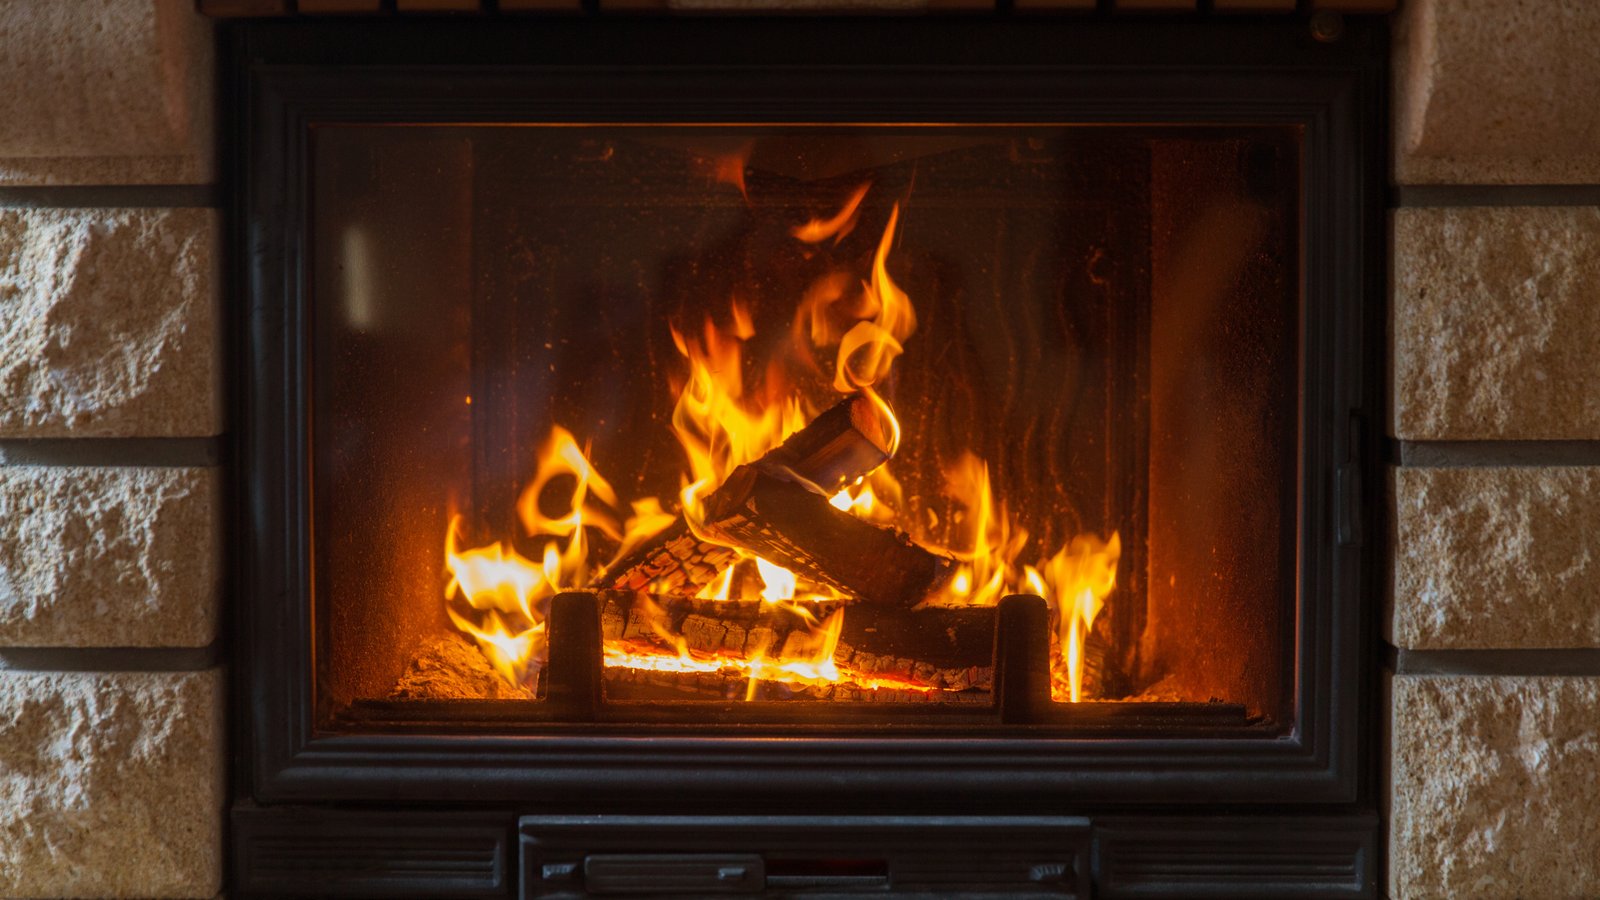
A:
600,394,892,595
703,465,953,607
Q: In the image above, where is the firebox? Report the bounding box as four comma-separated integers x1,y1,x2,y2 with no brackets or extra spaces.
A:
233,14,1383,899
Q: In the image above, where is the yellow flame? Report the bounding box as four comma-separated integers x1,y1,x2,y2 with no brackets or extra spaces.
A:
827,475,892,524
1041,533,1122,703
669,299,808,535
755,556,797,603
908,454,1122,701
696,563,736,602
924,454,1028,609
743,608,844,700
448,609,544,688
611,497,677,565
444,522,542,618
443,519,549,687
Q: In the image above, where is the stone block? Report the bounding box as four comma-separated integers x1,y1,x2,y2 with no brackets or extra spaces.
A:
1392,207,1600,440
0,0,214,185
1392,467,1600,650
0,207,221,437
0,467,219,648
0,669,224,899
1394,0,1600,184
1390,675,1600,899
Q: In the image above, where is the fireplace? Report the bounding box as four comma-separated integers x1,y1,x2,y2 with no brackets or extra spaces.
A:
232,15,1382,898
313,120,1295,727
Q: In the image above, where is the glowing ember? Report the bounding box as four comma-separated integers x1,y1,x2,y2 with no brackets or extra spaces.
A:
441,180,1121,702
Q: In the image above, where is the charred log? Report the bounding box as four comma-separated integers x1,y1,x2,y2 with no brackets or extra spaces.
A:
703,465,953,607
1079,611,1124,700
600,394,892,595
752,392,891,493
600,594,846,659
600,517,739,596
597,593,992,695
836,605,994,670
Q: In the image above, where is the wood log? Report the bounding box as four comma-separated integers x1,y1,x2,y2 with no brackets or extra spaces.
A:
1080,612,1122,700
836,606,994,670
752,392,890,494
603,666,991,704
601,517,740,596
600,394,893,595
596,593,992,695
703,465,954,607
600,594,845,659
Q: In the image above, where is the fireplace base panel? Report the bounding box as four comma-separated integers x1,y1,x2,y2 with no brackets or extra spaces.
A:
232,808,1376,898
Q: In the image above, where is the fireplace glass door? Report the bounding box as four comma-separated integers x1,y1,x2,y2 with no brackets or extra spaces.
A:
308,123,1300,734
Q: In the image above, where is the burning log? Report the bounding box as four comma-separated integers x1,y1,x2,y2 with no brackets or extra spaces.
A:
1079,613,1121,700
602,517,740,596
600,594,846,659
601,394,892,595
597,593,994,696
836,606,994,671
750,391,891,494
603,667,986,704
831,605,993,692
702,465,953,607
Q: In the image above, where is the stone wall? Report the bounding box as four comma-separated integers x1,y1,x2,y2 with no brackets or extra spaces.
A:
1389,1,1600,897
0,2,224,898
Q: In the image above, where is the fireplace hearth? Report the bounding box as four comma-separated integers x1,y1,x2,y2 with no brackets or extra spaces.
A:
232,15,1383,898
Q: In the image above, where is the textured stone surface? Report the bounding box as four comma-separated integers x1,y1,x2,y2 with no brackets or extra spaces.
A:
0,467,219,647
0,208,221,437
1392,207,1600,440
1390,675,1600,899
0,0,213,185
0,670,223,899
1394,0,1600,184
1392,467,1600,649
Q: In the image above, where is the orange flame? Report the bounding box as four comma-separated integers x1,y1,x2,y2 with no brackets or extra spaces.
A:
442,181,1118,703
669,300,809,536
792,182,870,244
603,602,934,697
904,453,1121,701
